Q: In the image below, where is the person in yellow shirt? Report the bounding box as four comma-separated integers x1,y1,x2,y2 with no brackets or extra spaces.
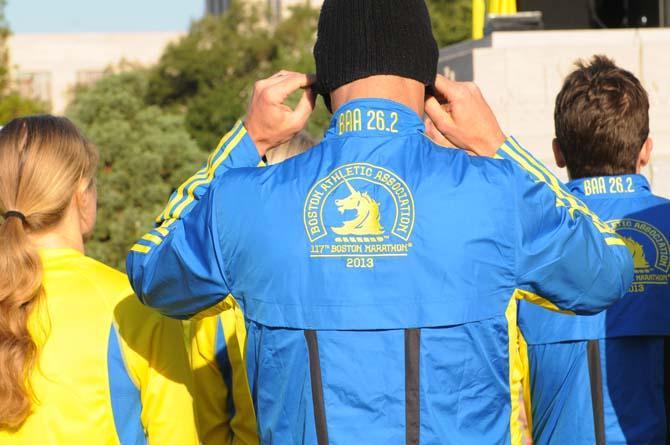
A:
0,115,198,444
191,300,257,445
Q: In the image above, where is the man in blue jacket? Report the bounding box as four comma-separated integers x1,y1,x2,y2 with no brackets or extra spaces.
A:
127,1,633,443
517,56,670,445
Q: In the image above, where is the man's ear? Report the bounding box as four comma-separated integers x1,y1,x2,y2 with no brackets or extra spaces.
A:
552,139,566,168
637,137,653,171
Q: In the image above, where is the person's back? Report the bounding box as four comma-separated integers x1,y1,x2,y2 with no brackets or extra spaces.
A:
127,2,633,443
518,56,670,444
0,116,198,444
3,249,198,444
209,99,624,443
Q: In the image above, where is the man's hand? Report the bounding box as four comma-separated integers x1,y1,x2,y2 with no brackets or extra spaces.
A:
424,75,506,157
244,71,316,157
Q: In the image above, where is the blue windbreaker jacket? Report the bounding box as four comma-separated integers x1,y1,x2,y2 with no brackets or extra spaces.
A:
519,174,670,445
127,98,633,445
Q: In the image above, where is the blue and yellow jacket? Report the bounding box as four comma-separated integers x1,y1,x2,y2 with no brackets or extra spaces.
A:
127,98,633,444
0,248,198,444
190,298,258,445
519,174,670,445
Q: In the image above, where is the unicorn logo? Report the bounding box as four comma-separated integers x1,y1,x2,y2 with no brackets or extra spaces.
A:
623,236,650,269
331,177,384,235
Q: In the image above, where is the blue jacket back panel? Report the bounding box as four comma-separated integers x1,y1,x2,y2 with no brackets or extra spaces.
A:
127,99,633,445
519,174,670,445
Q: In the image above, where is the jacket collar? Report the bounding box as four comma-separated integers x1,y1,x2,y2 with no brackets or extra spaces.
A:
324,98,424,139
568,174,651,198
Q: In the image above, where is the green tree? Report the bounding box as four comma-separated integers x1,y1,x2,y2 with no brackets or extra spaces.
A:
67,71,202,270
0,93,46,123
271,5,331,137
63,0,472,270
146,1,472,151
147,4,330,151
0,0,48,122
0,0,9,93
427,0,472,47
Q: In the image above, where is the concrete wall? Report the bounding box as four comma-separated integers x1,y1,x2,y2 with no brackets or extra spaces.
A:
438,28,670,197
9,32,184,113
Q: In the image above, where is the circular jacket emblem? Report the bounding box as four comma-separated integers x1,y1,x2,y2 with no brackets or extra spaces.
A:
303,163,415,265
609,219,670,292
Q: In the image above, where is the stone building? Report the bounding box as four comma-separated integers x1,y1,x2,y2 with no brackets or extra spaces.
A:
8,32,183,113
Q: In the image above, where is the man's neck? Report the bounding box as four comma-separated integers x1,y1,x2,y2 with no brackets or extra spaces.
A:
568,169,639,182
330,76,425,116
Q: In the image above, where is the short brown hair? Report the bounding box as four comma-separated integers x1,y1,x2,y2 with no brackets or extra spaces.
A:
554,55,649,179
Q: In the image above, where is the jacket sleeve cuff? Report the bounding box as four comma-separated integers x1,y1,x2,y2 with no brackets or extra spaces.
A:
494,136,555,184
219,120,263,169
494,136,524,162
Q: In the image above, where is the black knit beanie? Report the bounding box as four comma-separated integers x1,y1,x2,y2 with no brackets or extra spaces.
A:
313,0,439,110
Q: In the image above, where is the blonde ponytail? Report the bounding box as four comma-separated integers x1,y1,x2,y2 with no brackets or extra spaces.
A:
0,116,98,428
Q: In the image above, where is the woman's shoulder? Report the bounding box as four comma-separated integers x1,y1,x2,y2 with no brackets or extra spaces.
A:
46,254,178,333
78,256,135,303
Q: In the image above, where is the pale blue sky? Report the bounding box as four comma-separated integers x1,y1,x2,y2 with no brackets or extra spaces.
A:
7,0,204,33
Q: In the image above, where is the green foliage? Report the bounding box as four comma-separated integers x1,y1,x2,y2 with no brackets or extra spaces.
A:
427,0,472,47
146,2,471,151
147,4,330,151
0,0,10,93
0,93,47,123
67,71,202,270
63,2,472,269
0,0,48,120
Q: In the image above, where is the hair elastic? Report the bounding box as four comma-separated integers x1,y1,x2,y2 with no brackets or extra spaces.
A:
3,211,27,224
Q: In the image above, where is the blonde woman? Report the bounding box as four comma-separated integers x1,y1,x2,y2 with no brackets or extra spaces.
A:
0,115,198,444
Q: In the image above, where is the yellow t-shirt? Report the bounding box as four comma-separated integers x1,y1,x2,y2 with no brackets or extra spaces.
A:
0,248,198,444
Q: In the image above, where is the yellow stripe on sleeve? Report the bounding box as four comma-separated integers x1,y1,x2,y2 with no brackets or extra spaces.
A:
162,218,177,229
142,233,164,246
172,126,247,219
155,227,169,236
134,122,253,259
502,139,616,237
507,138,590,213
499,144,569,208
500,144,565,202
131,244,151,254
218,125,248,163
157,169,209,223
507,138,615,234
157,121,243,222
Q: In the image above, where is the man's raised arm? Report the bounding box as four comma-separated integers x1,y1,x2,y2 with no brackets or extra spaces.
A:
126,71,316,319
424,75,633,314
